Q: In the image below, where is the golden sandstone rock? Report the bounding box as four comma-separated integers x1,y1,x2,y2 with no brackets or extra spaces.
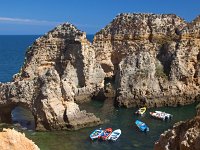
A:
0,13,200,131
0,128,39,150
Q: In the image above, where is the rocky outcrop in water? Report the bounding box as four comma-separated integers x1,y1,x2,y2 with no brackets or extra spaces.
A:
93,13,200,108
154,106,200,150
0,13,200,130
0,23,105,130
0,128,39,150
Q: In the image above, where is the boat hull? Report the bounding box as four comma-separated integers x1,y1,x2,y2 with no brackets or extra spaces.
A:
150,111,173,120
135,120,149,132
99,128,113,141
135,107,146,115
90,129,104,140
108,129,121,141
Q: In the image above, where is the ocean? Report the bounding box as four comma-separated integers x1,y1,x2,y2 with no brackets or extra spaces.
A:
0,35,197,150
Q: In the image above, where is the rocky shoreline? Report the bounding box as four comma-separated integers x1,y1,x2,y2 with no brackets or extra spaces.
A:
154,106,200,150
0,13,199,131
93,13,200,108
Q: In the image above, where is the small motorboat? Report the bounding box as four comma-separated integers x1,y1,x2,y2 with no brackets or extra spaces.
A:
135,120,149,132
107,129,121,141
135,107,146,115
150,111,173,120
99,128,113,140
90,128,104,140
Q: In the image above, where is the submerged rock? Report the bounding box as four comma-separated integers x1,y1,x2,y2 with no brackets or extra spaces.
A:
0,128,39,150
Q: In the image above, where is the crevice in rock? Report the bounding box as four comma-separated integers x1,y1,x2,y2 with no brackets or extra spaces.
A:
194,52,200,79
68,41,86,88
156,43,174,78
104,76,116,98
92,76,116,101
33,82,51,130
0,106,13,123
111,51,123,76
147,16,153,43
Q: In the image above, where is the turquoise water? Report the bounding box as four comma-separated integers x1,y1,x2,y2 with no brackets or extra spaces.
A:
0,35,198,150
19,99,196,150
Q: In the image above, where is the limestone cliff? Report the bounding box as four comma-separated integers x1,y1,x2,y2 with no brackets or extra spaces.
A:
154,106,200,150
93,13,200,108
0,13,200,131
0,23,105,130
0,128,39,150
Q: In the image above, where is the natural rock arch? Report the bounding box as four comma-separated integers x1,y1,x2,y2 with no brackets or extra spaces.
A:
11,105,36,130
1,13,200,130
0,23,105,130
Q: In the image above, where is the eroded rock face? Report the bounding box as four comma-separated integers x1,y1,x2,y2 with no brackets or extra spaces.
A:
0,23,105,130
0,13,200,131
93,13,200,107
0,128,39,150
154,108,200,150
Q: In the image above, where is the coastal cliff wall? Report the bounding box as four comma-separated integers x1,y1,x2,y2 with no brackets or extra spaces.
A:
0,23,105,130
93,13,200,108
0,13,200,130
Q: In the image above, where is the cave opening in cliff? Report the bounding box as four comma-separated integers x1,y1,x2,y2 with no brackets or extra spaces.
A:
103,76,116,99
156,44,173,78
92,76,116,102
11,106,35,130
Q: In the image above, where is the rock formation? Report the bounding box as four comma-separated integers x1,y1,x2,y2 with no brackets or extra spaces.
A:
154,106,200,150
0,13,200,130
93,13,200,108
0,128,39,150
0,23,105,130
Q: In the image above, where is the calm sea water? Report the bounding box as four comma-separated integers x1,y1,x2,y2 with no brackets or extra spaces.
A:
0,35,40,82
0,35,198,150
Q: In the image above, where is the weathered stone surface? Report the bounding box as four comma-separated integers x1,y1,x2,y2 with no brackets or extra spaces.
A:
0,23,104,130
154,107,200,150
0,13,200,131
93,13,200,108
0,128,39,150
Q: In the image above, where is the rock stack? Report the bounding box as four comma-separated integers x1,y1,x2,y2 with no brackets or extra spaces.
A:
0,23,105,130
93,13,200,108
0,13,200,130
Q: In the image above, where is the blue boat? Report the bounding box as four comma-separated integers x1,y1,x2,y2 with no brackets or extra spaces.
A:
90,128,104,140
135,120,149,132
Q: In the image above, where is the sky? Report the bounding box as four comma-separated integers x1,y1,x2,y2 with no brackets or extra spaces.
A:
0,0,200,35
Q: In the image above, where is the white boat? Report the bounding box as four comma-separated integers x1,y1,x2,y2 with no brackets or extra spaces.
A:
150,111,173,120
108,129,121,141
